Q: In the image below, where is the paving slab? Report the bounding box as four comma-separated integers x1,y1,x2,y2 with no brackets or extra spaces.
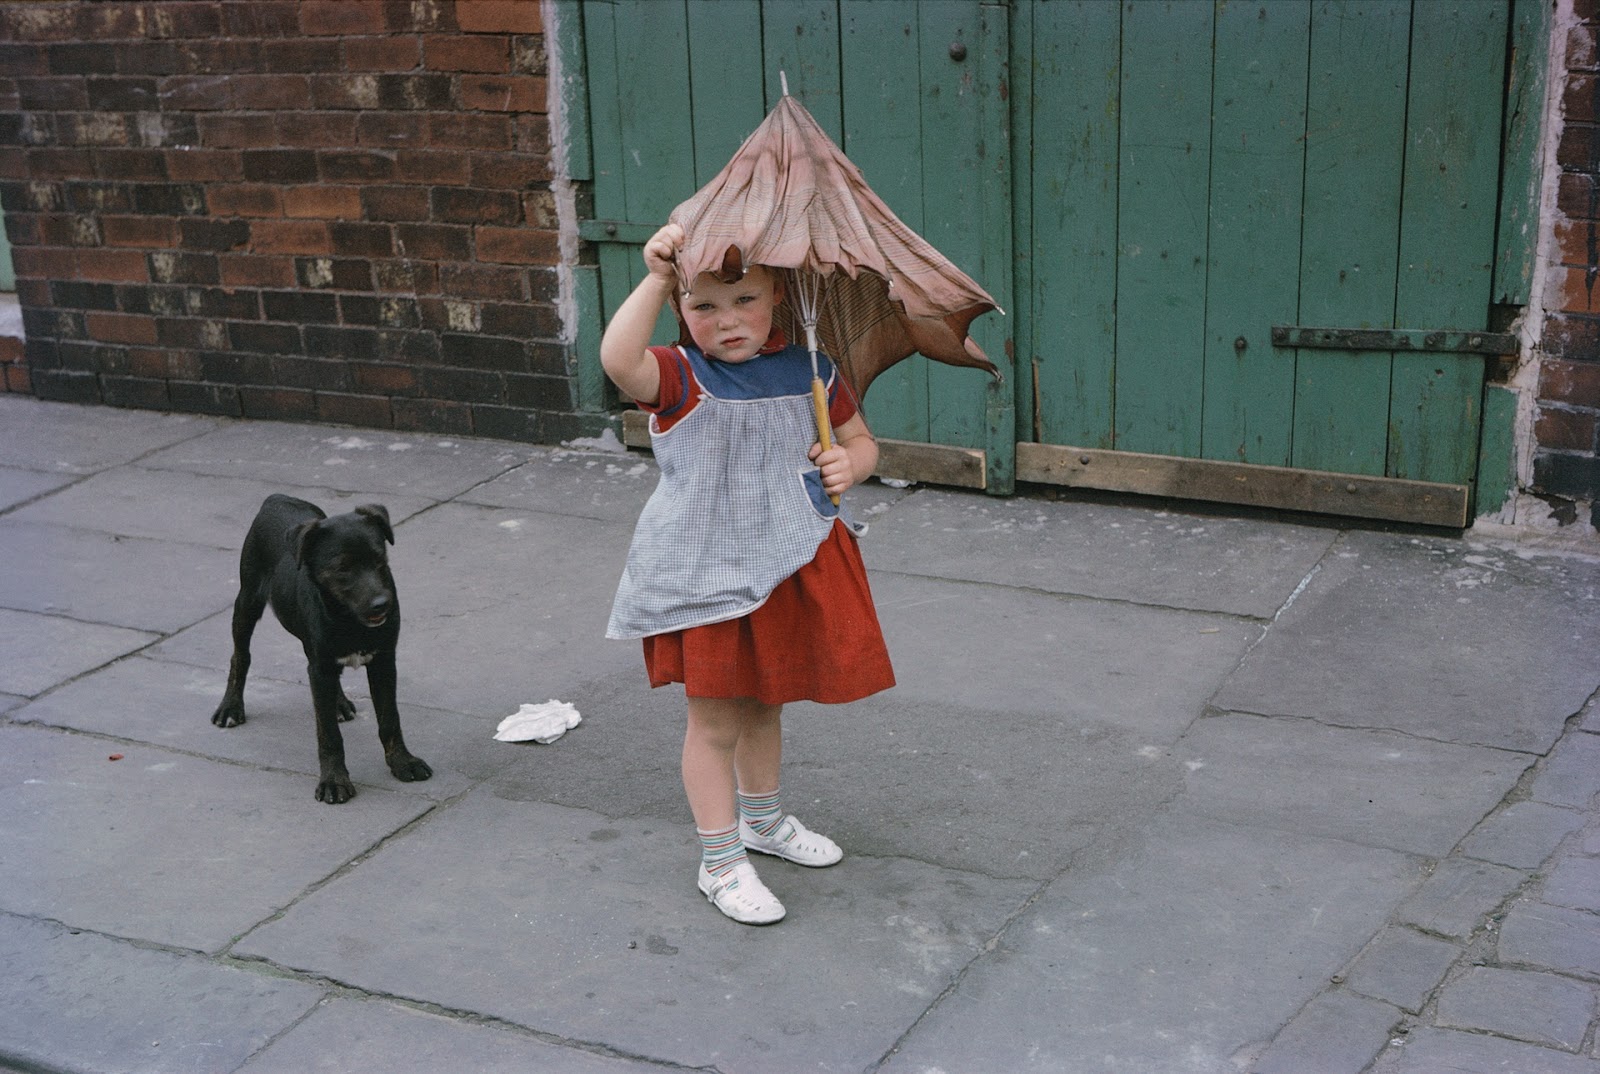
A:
0,463,75,511
1176,712,1533,856
344,500,642,715
0,724,433,952
1530,730,1600,808
0,607,157,697
493,664,1177,882
455,444,660,522
0,914,324,1074
1393,857,1529,939
1460,801,1587,869
142,499,640,719
12,655,501,801
4,465,437,548
868,569,1260,738
1541,851,1600,912
235,997,662,1073
136,420,529,501
1215,531,1600,752
859,488,1336,617
1370,1027,1600,1074
880,812,1421,1073
0,395,217,474
235,788,1035,1073
1250,991,1402,1074
1435,966,1596,1051
1342,926,1462,1013
0,519,237,634
1498,899,1600,979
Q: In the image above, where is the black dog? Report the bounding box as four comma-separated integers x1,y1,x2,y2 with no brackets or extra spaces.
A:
211,494,431,803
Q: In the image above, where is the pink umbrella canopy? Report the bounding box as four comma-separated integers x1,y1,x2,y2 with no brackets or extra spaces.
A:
666,92,1000,401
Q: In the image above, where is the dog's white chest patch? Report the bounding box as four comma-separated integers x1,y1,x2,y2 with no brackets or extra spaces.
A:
340,651,376,668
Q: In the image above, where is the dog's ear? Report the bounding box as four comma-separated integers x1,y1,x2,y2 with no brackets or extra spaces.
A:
293,519,322,568
355,504,394,545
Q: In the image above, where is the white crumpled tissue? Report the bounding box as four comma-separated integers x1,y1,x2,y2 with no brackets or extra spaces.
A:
494,700,582,744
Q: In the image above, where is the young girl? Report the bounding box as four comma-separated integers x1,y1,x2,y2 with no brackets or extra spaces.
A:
602,222,895,925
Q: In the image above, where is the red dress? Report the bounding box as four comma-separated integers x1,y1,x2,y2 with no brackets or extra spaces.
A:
637,341,896,704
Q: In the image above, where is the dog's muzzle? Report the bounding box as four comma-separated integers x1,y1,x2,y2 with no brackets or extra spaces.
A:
363,596,391,627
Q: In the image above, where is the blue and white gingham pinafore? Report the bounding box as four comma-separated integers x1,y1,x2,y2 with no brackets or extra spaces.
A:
606,345,863,640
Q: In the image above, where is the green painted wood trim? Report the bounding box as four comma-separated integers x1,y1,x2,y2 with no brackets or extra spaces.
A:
552,0,592,183
577,219,659,244
573,264,608,414
1494,0,1553,305
1474,384,1519,519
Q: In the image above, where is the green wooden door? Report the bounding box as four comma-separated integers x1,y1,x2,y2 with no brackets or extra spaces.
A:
568,0,1013,482
565,0,1521,521
1016,0,1511,501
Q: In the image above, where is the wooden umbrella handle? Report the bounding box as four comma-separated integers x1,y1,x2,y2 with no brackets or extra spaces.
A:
811,376,841,506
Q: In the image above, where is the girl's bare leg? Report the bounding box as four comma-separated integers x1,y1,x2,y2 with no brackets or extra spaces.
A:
733,699,782,796
683,696,776,830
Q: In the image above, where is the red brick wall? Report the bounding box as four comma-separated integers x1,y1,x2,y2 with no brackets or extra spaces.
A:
0,0,587,443
1535,0,1600,521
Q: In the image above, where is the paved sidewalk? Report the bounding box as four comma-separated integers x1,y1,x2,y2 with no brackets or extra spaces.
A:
2,392,1598,1074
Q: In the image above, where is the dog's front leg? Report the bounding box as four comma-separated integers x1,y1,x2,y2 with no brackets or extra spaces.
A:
308,663,357,803
367,651,431,783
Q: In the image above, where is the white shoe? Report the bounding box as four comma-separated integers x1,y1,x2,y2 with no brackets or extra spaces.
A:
740,815,843,867
697,862,785,925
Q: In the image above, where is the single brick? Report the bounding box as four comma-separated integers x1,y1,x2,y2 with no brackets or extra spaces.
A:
240,386,317,421
456,1,542,34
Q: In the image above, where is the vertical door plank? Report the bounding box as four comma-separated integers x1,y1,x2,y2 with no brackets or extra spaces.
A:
1201,1,1311,467
1291,0,1409,477
921,0,994,450
1388,0,1507,484
762,0,843,140
841,0,929,440
686,1,768,188
1030,0,1120,450
1114,0,1214,457
975,0,1016,490
582,0,633,329
608,2,697,344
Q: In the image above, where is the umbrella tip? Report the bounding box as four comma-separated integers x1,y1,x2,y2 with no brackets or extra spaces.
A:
780,70,789,97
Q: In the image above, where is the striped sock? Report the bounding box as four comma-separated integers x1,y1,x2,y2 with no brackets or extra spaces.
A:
698,824,746,877
738,787,784,837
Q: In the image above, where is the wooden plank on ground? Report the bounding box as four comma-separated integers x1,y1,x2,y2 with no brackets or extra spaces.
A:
1016,442,1469,528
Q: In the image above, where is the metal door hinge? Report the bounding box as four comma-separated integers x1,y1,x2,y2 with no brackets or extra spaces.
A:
1271,326,1517,356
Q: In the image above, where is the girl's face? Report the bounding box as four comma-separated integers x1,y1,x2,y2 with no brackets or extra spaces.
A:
681,267,783,363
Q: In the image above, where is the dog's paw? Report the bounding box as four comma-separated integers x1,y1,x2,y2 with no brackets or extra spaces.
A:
389,754,433,783
211,700,246,728
315,774,357,804
336,696,357,722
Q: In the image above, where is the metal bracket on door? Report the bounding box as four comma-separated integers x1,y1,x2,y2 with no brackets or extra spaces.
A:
1270,325,1518,356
